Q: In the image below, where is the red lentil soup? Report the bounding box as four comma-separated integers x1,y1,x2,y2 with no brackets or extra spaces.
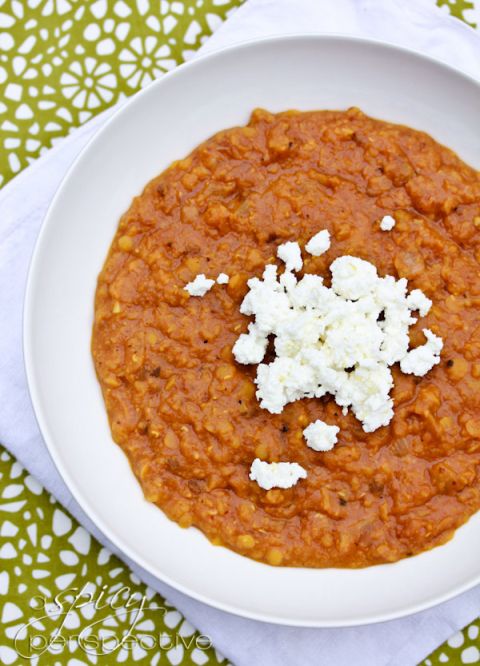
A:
92,108,480,567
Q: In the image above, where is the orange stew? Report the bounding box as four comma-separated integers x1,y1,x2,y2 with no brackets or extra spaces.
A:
92,108,480,567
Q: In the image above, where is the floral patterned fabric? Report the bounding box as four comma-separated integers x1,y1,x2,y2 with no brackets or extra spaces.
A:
0,1,479,664
0,0,240,188
0,449,228,666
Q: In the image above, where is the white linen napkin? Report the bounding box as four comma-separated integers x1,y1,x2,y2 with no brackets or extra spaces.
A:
1,1,480,664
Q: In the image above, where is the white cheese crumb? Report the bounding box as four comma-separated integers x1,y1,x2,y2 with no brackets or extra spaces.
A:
184,274,215,296
406,288,432,317
233,236,443,436
342,363,394,432
217,272,230,284
249,458,307,490
255,356,320,414
305,229,331,256
277,241,303,272
375,275,415,365
380,215,396,231
232,323,268,365
303,420,339,451
400,328,443,376
330,255,378,300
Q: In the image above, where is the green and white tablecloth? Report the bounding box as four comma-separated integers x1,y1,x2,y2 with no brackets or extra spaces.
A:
1,1,479,664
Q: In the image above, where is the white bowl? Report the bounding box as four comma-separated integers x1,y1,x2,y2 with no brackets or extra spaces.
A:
24,35,480,627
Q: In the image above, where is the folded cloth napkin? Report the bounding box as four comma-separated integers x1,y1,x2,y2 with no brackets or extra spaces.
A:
1,1,480,664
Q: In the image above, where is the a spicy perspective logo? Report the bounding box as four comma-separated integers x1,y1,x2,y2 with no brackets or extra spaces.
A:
13,583,212,660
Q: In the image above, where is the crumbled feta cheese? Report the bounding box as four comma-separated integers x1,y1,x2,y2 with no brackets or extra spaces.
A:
322,304,383,369
375,275,415,365
406,288,432,317
400,328,443,376
184,274,215,296
233,230,443,438
256,356,320,413
217,272,230,284
303,420,339,451
289,274,335,313
305,229,331,256
277,241,303,272
232,323,268,365
241,268,294,336
299,347,347,397
380,215,396,231
279,268,297,293
342,363,394,432
249,458,307,490
330,255,379,300
274,310,326,358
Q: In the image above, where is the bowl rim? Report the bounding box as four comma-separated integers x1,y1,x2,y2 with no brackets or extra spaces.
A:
23,33,480,628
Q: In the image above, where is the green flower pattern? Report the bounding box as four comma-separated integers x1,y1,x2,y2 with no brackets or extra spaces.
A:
0,1,479,664
0,0,241,187
0,450,230,665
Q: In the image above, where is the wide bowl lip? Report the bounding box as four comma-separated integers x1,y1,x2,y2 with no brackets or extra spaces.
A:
23,32,480,628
